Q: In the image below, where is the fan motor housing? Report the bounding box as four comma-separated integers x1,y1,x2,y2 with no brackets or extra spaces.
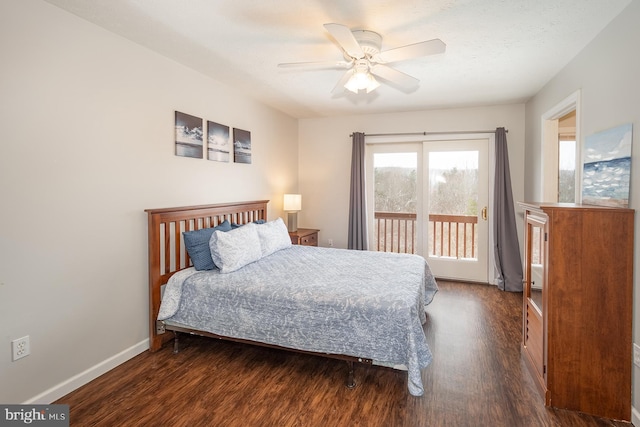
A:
352,30,382,56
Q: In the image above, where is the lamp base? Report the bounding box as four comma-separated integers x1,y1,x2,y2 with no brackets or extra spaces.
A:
287,212,298,232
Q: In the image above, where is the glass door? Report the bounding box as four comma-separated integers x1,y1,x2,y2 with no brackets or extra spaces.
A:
523,211,546,381
525,215,546,316
366,138,490,283
366,143,423,255
423,140,489,282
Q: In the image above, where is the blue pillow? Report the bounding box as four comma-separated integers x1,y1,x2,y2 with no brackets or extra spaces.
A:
183,220,232,270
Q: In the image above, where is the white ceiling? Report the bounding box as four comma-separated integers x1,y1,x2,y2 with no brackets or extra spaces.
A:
44,0,631,119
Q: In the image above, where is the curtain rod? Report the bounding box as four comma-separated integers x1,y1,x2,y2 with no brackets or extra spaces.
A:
350,129,508,137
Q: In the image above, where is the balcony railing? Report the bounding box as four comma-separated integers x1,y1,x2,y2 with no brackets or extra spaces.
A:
374,211,478,259
374,212,417,254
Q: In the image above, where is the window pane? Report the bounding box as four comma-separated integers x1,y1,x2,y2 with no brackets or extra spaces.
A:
428,151,478,216
373,153,417,213
373,152,417,254
558,140,575,203
428,151,478,260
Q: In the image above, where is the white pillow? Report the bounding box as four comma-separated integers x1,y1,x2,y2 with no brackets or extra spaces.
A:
209,222,262,273
256,217,292,257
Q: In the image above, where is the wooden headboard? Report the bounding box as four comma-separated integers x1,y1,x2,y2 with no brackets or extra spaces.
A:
145,200,269,351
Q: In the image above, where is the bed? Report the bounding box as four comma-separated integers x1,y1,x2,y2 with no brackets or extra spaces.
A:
146,200,438,396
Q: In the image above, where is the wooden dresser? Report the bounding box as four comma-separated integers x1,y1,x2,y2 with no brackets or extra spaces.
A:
519,202,634,421
288,228,319,246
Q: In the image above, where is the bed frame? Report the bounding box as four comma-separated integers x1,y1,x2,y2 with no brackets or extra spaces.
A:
145,200,371,388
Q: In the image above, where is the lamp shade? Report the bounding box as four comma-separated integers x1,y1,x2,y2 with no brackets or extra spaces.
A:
345,71,380,94
283,194,302,211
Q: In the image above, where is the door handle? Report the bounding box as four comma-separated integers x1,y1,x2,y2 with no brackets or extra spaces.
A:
481,206,488,221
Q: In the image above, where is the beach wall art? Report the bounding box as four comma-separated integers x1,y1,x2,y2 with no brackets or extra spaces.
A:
582,123,632,207
175,111,203,158
207,121,231,162
233,128,252,164
174,111,252,165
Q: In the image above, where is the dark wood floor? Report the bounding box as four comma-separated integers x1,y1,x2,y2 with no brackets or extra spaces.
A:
57,281,631,426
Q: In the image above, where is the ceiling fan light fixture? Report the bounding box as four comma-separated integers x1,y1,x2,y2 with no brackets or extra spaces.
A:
344,68,380,93
365,73,380,93
281,23,445,95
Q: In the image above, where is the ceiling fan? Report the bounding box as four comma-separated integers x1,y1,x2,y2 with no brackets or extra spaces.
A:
278,23,446,94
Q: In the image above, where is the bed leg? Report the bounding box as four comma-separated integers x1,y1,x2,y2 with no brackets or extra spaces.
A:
346,361,356,389
172,331,180,354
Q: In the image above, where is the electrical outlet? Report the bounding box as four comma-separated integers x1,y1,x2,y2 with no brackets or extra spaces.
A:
328,238,334,247
11,336,30,361
634,343,640,368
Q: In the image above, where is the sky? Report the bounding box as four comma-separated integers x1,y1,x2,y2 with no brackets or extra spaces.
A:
376,144,578,171
583,124,632,163
559,140,576,170
374,151,478,170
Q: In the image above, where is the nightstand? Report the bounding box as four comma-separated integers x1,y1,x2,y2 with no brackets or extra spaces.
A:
289,228,319,246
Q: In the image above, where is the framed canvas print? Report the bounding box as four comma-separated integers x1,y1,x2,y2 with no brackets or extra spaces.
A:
233,128,252,164
207,121,230,162
175,111,203,158
582,123,632,207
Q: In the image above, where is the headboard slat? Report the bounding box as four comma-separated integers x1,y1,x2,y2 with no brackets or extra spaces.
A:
163,223,170,275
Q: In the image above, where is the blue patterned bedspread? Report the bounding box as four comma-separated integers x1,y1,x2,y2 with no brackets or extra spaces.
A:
158,245,438,396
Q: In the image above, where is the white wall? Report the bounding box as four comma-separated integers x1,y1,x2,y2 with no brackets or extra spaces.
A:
298,104,526,250
0,0,298,403
524,0,640,421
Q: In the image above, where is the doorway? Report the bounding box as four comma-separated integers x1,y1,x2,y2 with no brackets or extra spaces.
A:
366,137,491,283
541,90,581,202
424,139,489,282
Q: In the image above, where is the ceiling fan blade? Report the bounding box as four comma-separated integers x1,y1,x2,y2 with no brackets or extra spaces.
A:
324,23,365,59
370,64,419,90
331,70,354,94
375,39,446,63
278,60,352,69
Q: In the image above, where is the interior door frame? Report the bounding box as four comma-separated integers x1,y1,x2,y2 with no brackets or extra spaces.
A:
366,133,497,285
540,90,581,202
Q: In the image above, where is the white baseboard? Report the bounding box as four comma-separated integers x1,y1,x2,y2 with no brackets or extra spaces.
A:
632,405,639,426
24,339,149,404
